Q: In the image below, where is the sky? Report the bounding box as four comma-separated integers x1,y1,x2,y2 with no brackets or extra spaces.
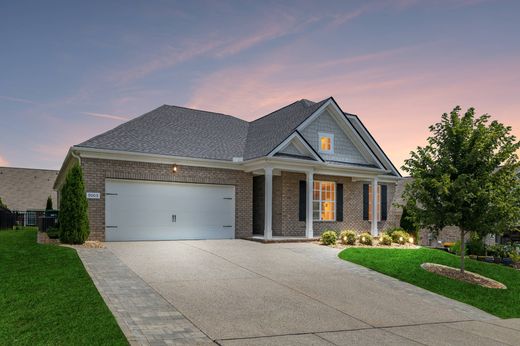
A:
1,0,519,173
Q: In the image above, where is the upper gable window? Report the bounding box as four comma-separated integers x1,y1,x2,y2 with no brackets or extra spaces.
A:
319,132,334,154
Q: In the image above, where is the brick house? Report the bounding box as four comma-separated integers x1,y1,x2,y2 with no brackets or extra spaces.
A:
54,97,402,241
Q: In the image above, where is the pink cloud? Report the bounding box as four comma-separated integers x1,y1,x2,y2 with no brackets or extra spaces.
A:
81,112,129,121
186,50,520,174
0,95,37,105
0,155,9,166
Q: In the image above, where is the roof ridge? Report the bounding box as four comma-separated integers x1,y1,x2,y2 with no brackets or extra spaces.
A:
249,99,311,123
163,104,248,123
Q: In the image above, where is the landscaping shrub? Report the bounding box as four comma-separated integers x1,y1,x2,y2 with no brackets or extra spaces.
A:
449,241,468,256
391,230,411,245
321,230,337,245
379,233,392,246
59,164,90,244
385,227,405,237
359,232,373,246
45,196,53,210
466,236,486,256
339,230,356,245
46,226,60,239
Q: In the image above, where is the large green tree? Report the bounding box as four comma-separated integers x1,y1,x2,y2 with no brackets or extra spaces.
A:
403,106,520,272
59,164,90,244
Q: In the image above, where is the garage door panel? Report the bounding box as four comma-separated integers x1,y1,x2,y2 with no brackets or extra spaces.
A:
105,179,235,241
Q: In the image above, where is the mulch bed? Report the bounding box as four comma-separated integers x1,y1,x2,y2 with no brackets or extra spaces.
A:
421,263,507,289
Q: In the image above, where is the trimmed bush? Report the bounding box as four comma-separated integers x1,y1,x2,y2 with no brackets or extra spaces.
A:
466,236,486,256
359,232,373,246
321,230,337,245
59,164,90,244
47,226,60,239
339,230,356,245
391,230,411,245
385,227,405,237
379,233,392,246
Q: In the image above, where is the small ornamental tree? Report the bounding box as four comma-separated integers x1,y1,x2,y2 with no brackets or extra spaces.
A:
402,106,520,273
45,196,53,210
59,164,90,244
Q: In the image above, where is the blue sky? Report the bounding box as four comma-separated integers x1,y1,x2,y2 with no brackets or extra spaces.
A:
1,0,519,170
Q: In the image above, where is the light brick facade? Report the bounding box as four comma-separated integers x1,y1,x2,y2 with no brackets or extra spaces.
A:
79,158,253,241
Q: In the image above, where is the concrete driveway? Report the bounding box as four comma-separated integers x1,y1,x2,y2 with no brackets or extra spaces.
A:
97,240,520,345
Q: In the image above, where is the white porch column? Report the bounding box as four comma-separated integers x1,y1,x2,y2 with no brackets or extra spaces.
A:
264,167,273,240
371,176,378,237
306,170,314,238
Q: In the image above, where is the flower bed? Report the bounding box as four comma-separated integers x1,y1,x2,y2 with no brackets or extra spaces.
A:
421,263,507,289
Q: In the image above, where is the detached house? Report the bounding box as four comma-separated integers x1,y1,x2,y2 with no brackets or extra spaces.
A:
54,97,401,242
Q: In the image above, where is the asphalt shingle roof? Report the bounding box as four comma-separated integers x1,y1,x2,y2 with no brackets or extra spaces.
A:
77,98,330,161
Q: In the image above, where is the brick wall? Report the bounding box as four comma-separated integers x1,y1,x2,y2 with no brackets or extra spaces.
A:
81,158,253,241
278,172,398,237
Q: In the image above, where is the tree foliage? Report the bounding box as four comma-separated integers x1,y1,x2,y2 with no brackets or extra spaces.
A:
0,197,7,210
59,164,89,244
402,106,520,272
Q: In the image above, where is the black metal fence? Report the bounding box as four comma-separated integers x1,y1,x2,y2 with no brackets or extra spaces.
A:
0,207,15,229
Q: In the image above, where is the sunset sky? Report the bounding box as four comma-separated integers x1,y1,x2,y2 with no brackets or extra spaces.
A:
1,0,519,172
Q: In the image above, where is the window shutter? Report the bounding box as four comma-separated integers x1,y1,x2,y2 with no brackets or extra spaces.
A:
299,180,306,221
381,185,387,221
336,183,343,222
363,184,369,220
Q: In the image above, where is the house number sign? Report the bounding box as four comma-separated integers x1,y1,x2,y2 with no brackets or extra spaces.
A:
86,192,101,199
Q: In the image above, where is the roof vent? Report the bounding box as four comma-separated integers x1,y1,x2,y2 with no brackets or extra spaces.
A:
232,157,243,162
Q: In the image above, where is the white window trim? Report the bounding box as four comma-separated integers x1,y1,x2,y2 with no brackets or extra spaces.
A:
318,132,334,154
368,184,382,222
313,180,336,222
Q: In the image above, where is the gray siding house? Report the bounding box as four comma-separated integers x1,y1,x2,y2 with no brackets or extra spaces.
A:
55,97,401,241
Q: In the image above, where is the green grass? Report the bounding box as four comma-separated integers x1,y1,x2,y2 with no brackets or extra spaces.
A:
339,247,520,318
0,229,127,345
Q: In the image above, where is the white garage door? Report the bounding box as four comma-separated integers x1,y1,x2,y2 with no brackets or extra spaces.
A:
105,179,235,241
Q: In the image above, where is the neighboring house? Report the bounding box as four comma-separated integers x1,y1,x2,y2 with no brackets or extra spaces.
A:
0,167,58,226
54,97,402,241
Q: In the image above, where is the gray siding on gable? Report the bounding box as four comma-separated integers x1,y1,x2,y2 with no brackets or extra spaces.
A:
279,142,302,156
300,110,369,164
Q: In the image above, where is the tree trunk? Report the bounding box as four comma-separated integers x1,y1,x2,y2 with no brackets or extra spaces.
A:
460,229,465,273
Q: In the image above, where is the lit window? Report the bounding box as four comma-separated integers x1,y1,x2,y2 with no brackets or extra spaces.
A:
313,181,336,221
368,184,381,222
319,132,334,153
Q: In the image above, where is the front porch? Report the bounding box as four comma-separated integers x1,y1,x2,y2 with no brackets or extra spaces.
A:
250,165,389,241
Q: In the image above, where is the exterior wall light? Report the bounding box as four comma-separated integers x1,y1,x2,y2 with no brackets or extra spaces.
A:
172,164,178,173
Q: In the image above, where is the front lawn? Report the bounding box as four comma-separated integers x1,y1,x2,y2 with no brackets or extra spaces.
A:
339,247,520,318
0,229,127,345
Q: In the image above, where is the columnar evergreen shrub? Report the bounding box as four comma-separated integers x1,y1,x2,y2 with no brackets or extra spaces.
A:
59,164,89,244
339,230,356,245
321,230,337,245
46,196,53,210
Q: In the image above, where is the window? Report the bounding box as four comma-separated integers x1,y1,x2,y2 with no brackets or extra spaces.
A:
319,132,334,154
313,181,336,221
368,184,381,222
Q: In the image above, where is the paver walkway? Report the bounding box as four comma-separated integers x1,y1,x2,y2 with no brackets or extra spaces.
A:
77,241,520,345
76,248,213,345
